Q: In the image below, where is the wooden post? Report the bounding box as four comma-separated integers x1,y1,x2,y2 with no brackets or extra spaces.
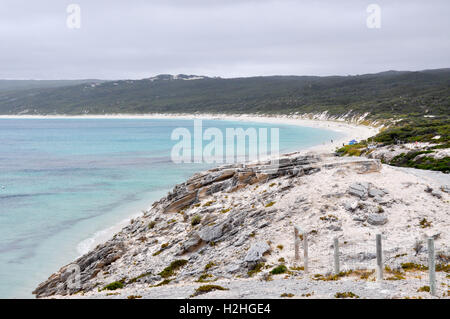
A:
303,233,309,273
333,237,340,274
294,227,300,261
428,237,436,296
376,234,383,281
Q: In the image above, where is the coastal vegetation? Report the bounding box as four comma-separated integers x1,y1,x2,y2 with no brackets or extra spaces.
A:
247,262,265,277
190,285,229,297
270,265,288,275
0,69,448,119
103,281,124,291
158,259,188,278
334,292,359,299
336,117,450,173
191,215,201,226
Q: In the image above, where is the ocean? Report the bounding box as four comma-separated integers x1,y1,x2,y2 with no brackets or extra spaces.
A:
0,118,343,298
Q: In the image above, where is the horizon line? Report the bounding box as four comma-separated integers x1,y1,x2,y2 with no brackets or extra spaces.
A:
1,67,449,82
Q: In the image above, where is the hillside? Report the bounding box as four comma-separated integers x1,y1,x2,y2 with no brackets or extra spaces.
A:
0,69,449,119
33,154,450,299
0,79,103,93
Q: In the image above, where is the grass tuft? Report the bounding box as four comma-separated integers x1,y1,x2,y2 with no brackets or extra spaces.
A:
191,285,228,297
158,259,188,278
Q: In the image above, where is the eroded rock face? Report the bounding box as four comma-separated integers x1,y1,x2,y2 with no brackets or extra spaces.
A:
32,154,391,298
32,241,126,298
199,224,224,242
179,234,203,254
164,191,197,213
31,155,321,297
158,155,322,214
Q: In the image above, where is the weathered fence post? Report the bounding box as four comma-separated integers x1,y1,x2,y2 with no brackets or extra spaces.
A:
303,233,309,273
428,237,436,296
294,226,300,261
333,237,340,274
376,234,383,281
294,226,308,272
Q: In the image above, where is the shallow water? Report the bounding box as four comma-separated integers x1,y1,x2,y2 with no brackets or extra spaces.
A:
0,118,342,298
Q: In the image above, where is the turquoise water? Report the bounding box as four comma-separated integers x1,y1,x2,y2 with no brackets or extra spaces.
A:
0,118,342,298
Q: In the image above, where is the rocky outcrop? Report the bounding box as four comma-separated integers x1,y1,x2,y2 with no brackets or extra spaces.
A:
160,155,322,214
347,182,387,200
32,154,323,297
244,242,271,263
33,241,126,298
34,154,448,297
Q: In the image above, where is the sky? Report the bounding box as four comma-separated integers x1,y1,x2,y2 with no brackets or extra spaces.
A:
0,0,449,80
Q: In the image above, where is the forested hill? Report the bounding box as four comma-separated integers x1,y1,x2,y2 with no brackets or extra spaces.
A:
0,69,448,119
0,79,102,93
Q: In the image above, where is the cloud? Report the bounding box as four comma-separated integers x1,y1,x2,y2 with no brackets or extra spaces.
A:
0,0,449,79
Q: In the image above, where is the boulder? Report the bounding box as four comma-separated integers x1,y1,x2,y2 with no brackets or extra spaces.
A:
344,201,358,212
356,252,377,261
352,214,367,222
373,196,390,206
367,214,388,225
368,187,386,198
348,183,369,199
244,242,270,262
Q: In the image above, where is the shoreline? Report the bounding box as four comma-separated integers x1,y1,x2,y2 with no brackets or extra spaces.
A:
0,113,379,154
60,114,378,254
3,113,379,259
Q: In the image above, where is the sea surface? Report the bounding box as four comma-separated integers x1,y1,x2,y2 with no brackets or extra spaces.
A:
0,118,343,298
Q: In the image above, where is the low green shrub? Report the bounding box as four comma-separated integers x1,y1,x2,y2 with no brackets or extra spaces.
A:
270,265,287,275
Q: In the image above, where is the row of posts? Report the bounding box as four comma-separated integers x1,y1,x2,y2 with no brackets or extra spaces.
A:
294,227,437,296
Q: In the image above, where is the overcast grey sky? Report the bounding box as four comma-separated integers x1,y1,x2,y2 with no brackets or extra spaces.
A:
0,0,449,79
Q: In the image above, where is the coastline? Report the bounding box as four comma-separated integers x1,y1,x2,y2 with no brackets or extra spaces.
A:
34,146,450,299
3,114,379,259
28,115,450,299
0,113,379,154
4,114,383,297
